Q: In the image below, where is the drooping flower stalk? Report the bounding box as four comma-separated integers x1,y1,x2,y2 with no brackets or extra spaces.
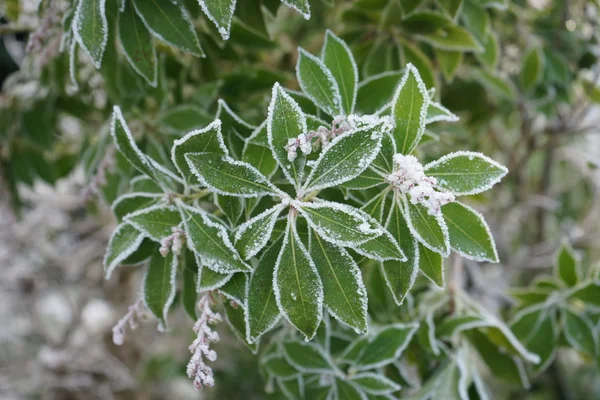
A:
112,298,146,346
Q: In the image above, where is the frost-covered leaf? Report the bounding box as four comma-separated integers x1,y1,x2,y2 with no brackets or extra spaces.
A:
322,30,358,115
198,262,233,291
282,341,335,372
124,204,181,242
520,46,545,92
281,0,311,19
302,118,388,192
130,176,162,193
381,197,419,305
297,201,383,247
342,168,387,190
198,0,237,40
360,189,390,224
243,122,278,178
267,83,307,188
563,308,597,356
178,202,252,273
442,202,498,262
339,336,369,365
402,196,450,256
170,120,227,187
416,26,483,53
356,71,403,115
351,373,401,395
73,0,108,68
104,223,145,279
182,249,198,320
297,48,342,116
424,151,508,196
418,243,444,288
122,239,158,265
223,299,258,354
133,0,203,56
235,205,284,260
426,101,459,124
555,241,581,287
354,231,407,262
391,64,428,155
186,152,279,197
568,281,600,307
335,379,368,400
118,0,157,86
215,194,244,226
510,306,557,373
277,376,304,400
436,0,463,19
246,240,282,343
143,251,177,330
220,272,247,305
263,354,299,379
354,323,419,370
274,217,323,341
436,315,488,338
310,232,368,334
111,192,161,221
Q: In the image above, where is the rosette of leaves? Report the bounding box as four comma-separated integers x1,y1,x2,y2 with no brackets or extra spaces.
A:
509,241,600,376
101,31,509,388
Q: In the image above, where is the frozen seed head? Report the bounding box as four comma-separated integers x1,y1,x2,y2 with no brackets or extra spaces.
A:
388,154,455,216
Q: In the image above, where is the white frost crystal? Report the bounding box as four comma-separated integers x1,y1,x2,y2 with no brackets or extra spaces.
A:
388,154,455,216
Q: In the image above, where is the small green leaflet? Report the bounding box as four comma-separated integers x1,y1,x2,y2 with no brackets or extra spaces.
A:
302,118,387,192
436,50,463,82
263,354,299,379
510,306,557,373
520,46,545,92
418,242,444,288
282,341,335,372
281,0,311,19
402,196,450,256
111,192,160,221
442,202,498,262
246,240,282,343
354,231,407,262
335,379,367,400
186,152,279,197
224,299,258,354
568,281,600,307
178,202,252,273
104,223,145,279
170,120,227,187
562,307,598,356
274,217,323,341
243,122,278,179
133,0,204,56
124,204,181,242
351,372,401,395
391,64,428,155
355,71,403,115
436,0,464,19
143,251,177,330
220,272,247,306
354,323,419,370
322,30,358,115
73,0,108,68
555,241,581,287
424,151,508,195
310,232,368,334
296,48,342,116
267,83,307,188
118,0,157,86
234,205,284,260
416,26,483,53
198,0,237,40
214,194,244,226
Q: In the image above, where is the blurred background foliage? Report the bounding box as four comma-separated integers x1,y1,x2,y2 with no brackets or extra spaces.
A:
1,0,600,399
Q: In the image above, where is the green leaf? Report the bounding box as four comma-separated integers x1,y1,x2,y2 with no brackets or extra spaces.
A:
122,239,158,265
243,122,278,178
354,231,407,262
416,26,483,53
302,118,387,192
460,0,489,45
424,151,508,195
400,0,425,15
246,240,283,342
342,167,387,190
178,202,252,273
568,281,600,307
198,0,237,40
281,0,311,19
437,314,488,338
322,30,358,115
435,0,463,19
563,308,598,356
277,377,304,400
267,83,307,188
159,105,213,135
352,373,401,395
555,241,581,287
223,300,258,354
510,306,557,373
298,201,383,247
442,201,498,262
198,262,232,291
436,50,463,82
220,272,248,305
296,48,342,116
263,355,299,379
310,232,368,334
391,64,428,155
182,249,198,320
235,205,284,260
355,323,419,370
118,0,157,86
335,379,367,400
104,223,145,279
476,31,499,70
274,217,323,341
170,120,226,187
282,341,335,372
473,68,517,99
130,176,162,193
133,0,203,56
73,0,108,68
215,194,244,226
381,196,419,305
355,71,403,115
111,193,161,221
402,196,450,256
125,204,182,242
186,152,279,197
520,46,545,92
418,242,444,287
143,251,177,330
